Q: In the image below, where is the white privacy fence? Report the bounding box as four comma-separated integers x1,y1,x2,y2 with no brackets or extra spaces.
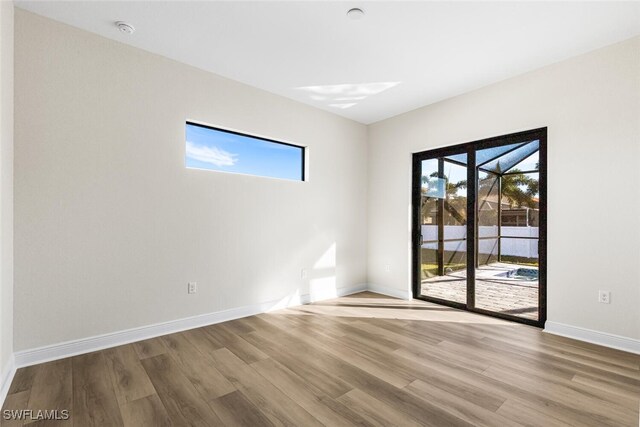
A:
421,225,539,259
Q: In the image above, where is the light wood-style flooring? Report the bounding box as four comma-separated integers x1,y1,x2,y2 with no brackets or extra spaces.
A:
2,292,639,426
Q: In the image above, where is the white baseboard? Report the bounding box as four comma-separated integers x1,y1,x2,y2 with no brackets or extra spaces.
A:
12,284,366,370
0,354,16,407
544,321,640,355
367,283,412,300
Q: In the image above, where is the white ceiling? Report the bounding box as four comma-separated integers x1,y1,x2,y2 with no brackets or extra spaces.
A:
15,1,640,124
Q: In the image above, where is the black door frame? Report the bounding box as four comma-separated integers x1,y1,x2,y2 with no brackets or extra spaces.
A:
411,127,547,328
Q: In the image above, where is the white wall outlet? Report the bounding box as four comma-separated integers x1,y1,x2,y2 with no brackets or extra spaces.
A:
301,269,308,279
188,282,197,294
384,264,391,272
598,290,610,304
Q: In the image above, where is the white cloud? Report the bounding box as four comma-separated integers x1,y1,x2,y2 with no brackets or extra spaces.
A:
186,141,237,167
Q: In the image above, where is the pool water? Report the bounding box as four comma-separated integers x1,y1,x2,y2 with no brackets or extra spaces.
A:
498,268,538,281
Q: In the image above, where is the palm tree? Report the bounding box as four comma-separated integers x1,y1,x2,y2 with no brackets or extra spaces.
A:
421,163,539,221
501,169,539,208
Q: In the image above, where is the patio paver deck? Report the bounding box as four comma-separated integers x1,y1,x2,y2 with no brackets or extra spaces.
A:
421,262,539,320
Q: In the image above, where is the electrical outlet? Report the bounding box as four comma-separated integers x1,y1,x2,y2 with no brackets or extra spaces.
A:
598,290,610,304
188,282,197,294
301,269,308,279
384,264,391,272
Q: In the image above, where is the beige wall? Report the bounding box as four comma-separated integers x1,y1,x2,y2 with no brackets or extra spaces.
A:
11,9,640,354
14,10,368,351
0,1,14,377
368,36,640,340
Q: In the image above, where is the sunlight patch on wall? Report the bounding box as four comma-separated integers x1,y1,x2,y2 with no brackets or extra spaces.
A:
265,289,304,312
314,243,336,269
308,242,337,302
309,277,338,302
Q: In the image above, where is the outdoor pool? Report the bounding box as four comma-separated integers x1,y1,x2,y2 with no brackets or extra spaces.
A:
497,268,538,281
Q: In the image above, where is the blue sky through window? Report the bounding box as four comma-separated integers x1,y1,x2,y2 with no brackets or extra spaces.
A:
185,123,304,181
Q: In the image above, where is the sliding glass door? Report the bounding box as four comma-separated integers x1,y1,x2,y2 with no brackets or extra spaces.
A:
412,128,546,327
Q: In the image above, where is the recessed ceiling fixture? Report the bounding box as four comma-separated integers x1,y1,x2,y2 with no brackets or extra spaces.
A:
347,8,365,20
115,21,135,34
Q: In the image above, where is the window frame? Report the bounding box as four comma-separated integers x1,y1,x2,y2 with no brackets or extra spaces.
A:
185,121,306,182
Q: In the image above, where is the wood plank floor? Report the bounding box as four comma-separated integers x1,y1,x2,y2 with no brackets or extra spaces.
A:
2,292,639,426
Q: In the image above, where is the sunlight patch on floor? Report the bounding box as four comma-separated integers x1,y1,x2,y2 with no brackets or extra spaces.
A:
270,292,513,325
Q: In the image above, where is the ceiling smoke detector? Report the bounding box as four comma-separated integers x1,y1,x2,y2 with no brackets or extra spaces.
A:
115,21,135,34
347,8,365,20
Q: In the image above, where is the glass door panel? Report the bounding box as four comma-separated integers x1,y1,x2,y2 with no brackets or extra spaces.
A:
474,141,541,321
419,155,467,305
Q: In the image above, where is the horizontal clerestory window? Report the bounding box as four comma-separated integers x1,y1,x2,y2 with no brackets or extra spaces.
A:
185,122,305,181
